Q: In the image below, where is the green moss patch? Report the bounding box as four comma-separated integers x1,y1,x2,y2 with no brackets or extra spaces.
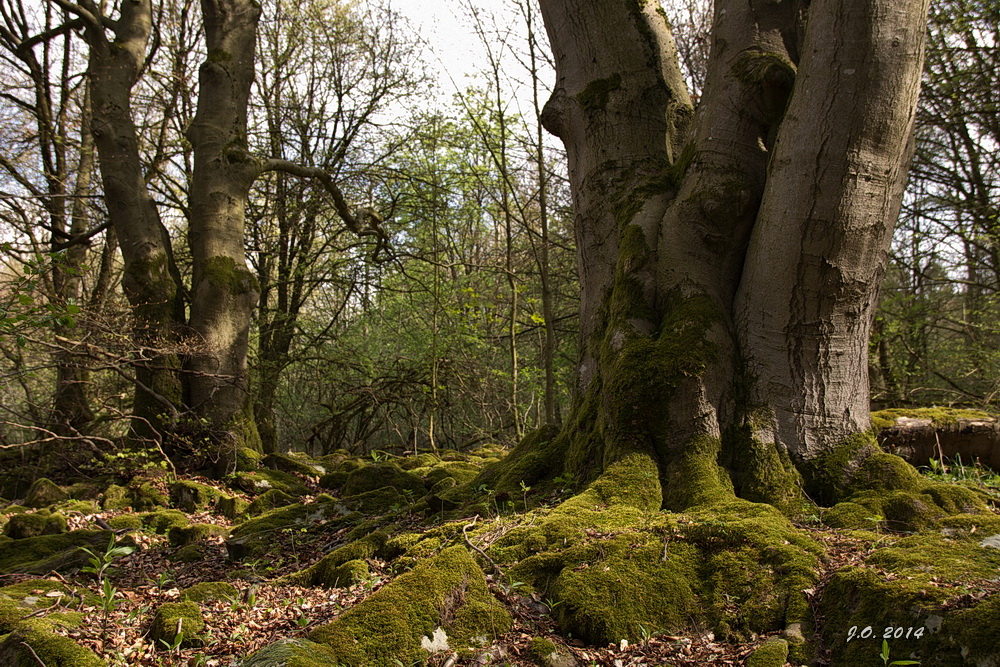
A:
247,488,295,516
747,637,789,667
100,484,130,510
24,478,68,509
170,480,224,512
229,470,309,497
129,480,169,511
181,581,238,603
242,638,341,666
0,623,104,666
308,546,511,665
0,530,112,574
140,509,190,534
342,463,426,497
263,452,325,477
0,580,90,611
820,526,1000,664
226,496,353,560
286,532,387,588
871,407,992,430
4,511,67,539
149,600,205,648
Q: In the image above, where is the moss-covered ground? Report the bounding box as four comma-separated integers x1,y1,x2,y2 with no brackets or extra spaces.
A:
0,441,998,665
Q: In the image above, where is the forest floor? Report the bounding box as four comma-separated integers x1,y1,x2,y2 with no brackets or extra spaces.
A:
1,443,999,666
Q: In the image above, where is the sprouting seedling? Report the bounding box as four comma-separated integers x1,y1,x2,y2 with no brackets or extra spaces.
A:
78,535,135,646
79,535,135,582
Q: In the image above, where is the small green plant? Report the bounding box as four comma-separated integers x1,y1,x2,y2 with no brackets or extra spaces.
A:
159,631,185,653
149,570,175,590
519,480,531,509
552,472,577,495
80,535,135,582
881,638,920,665
79,535,135,646
921,455,1000,496
865,513,885,532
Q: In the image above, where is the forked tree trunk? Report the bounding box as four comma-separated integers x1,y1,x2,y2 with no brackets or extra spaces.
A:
533,0,929,508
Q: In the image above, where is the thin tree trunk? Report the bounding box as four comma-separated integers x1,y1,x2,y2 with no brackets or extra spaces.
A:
52,83,96,434
82,0,185,441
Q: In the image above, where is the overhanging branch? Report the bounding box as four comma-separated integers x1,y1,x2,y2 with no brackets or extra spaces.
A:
261,158,389,256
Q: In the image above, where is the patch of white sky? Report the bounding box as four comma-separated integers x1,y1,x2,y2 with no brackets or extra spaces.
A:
388,0,552,125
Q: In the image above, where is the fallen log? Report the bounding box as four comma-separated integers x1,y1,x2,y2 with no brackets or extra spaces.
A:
874,410,1000,472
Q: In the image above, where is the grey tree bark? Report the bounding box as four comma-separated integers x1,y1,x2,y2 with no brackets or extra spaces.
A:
184,0,264,453
535,0,929,507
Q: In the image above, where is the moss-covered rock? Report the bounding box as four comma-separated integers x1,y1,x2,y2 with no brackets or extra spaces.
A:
341,486,408,515
247,489,296,516
823,501,878,530
64,482,100,500
141,509,190,534
4,511,67,539
170,480,224,512
229,470,309,497
149,601,205,648
264,452,325,477
55,499,99,514
0,623,105,666
236,446,263,471
422,461,481,488
168,523,228,547
0,530,112,574
287,532,387,588
106,514,144,531
341,463,426,497
747,637,789,667
308,546,511,665
820,525,1000,665
129,481,169,511
180,581,238,603
100,484,130,511
226,496,352,560
218,494,250,520
241,638,341,666
23,479,68,509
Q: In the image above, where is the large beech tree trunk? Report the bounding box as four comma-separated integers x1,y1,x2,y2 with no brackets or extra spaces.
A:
185,0,263,454
536,0,929,507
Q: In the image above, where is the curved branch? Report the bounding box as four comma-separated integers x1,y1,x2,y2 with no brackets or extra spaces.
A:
45,0,104,38
261,158,389,256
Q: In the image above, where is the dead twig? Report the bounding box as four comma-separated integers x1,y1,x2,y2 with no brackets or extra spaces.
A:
462,515,501,575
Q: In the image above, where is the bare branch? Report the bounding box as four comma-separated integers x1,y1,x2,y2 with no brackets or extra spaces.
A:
261,158,390,254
